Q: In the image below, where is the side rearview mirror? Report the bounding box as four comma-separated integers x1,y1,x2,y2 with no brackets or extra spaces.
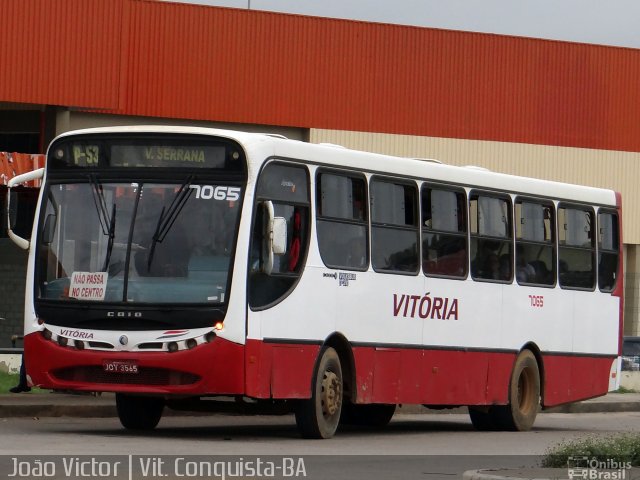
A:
262,201,287,274
271,217,287,255
7,168,44,250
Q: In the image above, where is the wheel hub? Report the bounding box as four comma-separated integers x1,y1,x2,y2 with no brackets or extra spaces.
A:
517,367,533,413
321,370,342,417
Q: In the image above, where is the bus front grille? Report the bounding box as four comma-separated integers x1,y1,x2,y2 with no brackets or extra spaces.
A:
52,366,200,386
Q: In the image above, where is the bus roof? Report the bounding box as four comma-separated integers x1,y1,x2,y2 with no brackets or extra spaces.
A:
54,125,618,207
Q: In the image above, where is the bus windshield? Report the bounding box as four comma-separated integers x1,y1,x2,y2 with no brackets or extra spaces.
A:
37,179,241,305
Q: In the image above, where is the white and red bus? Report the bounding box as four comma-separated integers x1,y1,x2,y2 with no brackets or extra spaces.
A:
8,126,622,438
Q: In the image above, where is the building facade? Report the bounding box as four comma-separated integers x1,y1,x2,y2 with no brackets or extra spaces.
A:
1,0,639,344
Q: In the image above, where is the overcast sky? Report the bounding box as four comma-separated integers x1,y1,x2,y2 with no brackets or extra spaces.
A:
168,0,640,49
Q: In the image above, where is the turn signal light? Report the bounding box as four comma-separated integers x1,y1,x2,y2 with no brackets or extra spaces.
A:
214,322,224,331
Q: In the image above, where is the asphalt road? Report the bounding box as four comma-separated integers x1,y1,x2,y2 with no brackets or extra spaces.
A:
1,412,638,479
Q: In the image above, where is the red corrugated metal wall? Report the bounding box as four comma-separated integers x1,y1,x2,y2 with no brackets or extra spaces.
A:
1,0,639,152
0,153,45,186
1,0,124,109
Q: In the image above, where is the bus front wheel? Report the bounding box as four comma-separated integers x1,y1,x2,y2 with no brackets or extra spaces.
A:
295,347,343,439
116,393,164,430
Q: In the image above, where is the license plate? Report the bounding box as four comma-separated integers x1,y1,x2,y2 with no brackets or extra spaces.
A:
102,360,139,374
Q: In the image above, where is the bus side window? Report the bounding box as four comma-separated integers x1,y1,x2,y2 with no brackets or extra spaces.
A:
558,205,595,290
470,192,513,282
316,171,368,271
598,211,619,292
249,162,310,309
370,178,419,274
515,200,555,286
422,185,467,278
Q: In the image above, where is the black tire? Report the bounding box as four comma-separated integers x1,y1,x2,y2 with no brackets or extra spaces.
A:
468,406,497,431
492,350,540,431
341,403,396,427
295,347,343,439
116,394,164,430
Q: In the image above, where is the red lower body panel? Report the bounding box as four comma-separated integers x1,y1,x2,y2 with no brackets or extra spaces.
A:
24,332,245,395
352,347,515,405
244,340,320,399
26,332,614,406
542,354,613,407
245,340,613,407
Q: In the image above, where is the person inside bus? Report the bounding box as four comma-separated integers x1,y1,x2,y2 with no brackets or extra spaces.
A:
472,240,497,279
516,245,536,283
287,209,302,272
499,254,512,281
133,193,189,277
193,199,238,255
476,252,500,279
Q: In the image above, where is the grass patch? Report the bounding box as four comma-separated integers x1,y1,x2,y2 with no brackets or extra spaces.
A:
615,386,637,394
0,371,46,394
542,434,640,467
0,371,21,393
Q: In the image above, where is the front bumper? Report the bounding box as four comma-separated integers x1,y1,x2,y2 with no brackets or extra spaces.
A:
24,332,245,396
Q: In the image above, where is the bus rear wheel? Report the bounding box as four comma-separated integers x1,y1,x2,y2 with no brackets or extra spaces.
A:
494,350,540,431
468,406,497,431
468,350,540,431
116,394,164,430
341,403,396,427
295,347,343,439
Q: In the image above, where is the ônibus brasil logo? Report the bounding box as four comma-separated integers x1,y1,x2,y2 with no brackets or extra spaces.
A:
567,456,632,480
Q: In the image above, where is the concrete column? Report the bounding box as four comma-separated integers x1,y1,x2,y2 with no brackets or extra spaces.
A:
624,244,640,335
55,107,71,136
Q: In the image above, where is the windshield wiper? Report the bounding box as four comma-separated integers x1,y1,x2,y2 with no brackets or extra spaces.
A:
88,174,117,272
146,175,194,271
102,203,117,272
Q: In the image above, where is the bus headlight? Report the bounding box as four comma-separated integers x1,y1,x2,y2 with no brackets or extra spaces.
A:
58,336,68,347
167,342,179,353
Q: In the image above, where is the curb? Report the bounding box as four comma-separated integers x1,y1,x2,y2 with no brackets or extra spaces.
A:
463,467,640,480
544,401,640,413
462,469,567,480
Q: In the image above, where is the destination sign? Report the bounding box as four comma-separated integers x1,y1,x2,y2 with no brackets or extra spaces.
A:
68,145,221,168
110,145,226,168
50,135,244,171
